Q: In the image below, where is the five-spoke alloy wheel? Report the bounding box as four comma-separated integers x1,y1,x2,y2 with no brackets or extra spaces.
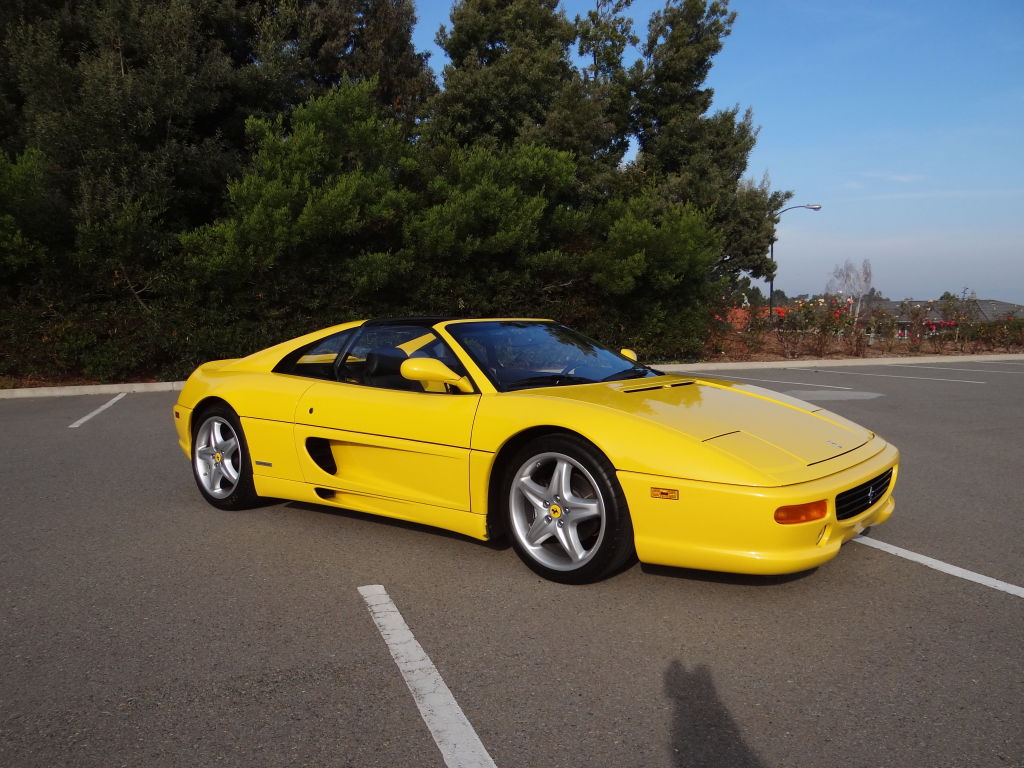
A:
503,434,634,583
191,404,258,510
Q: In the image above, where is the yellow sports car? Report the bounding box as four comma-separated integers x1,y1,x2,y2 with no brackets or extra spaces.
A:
173,318,897,583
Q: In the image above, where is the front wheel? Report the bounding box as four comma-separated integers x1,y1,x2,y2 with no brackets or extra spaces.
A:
502,434,635,583
191,405,259,510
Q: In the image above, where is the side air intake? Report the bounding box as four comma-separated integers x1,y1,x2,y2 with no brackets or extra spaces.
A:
306,437,338,475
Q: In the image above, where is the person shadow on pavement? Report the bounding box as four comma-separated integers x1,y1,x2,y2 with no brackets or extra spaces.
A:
665,660,769,768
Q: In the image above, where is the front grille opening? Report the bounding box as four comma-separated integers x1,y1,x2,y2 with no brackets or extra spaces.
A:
835,468,893,520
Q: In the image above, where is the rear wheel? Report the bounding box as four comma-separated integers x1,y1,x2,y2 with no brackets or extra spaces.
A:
191,405,259,510
502,434,634,583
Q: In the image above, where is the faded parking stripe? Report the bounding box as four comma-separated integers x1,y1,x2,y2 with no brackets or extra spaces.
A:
68,392,127,428
854,537,1024,598
359,584,497,768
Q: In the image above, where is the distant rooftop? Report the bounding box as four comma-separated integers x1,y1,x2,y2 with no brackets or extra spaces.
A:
867,298,1024,322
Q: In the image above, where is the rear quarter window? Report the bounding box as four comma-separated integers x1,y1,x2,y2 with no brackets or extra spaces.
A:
274,328,355,380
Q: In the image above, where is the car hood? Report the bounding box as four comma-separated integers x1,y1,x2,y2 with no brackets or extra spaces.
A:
526,374,872,474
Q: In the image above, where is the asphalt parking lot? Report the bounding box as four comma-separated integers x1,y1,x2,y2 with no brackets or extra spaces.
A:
1,357,1022,768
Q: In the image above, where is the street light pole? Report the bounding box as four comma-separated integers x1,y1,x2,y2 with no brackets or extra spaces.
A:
769,203,822,319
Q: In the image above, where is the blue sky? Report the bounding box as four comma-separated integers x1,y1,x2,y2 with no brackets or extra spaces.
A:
412,0,1024,303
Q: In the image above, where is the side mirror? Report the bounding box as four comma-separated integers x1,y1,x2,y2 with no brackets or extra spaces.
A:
619,348,638,362
400,357,474,394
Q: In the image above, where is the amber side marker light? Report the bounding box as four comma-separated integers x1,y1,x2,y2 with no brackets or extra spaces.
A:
651,487,679,500
774,499,827,524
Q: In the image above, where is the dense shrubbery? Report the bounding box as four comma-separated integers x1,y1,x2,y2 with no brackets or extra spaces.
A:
706,295,1024,361
1,0,789,382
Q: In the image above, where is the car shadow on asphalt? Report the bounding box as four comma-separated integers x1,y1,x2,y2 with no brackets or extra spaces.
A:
641,563,816,586
275,500,815,585
278,500,512,549
665,660,769,768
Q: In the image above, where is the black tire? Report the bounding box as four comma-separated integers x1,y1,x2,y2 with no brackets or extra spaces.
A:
501,434,635,583
191,404,260,510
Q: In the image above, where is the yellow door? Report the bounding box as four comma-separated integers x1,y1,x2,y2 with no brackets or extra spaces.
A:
294,381,480,512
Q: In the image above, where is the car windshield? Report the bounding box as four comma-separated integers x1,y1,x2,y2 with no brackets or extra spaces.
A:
446,321,659,392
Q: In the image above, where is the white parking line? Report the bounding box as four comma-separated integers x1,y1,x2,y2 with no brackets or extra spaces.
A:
723,376,853,390
358,585,497,768
804,369,986,384
68,392,127,429
892,365,1024,374
853,538,1024,598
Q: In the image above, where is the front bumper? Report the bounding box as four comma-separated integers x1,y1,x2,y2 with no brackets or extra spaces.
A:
621,441,899,575
172,404,193,459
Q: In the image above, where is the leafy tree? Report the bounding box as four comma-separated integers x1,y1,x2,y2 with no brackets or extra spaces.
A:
1,0,436,264
406,141,580,313
565,0,639,185
0,0,438,379
632,0,734,174
429,0,642,185
182,80,416,318
5,1,254,287
578,188,722,355
241,0,435,122
0,148,58,289
0,0,794,379
723,175,790,280
345,0,437,122
429,0,578,147
576,0,636,146
403,142,720,356
632,0,789,280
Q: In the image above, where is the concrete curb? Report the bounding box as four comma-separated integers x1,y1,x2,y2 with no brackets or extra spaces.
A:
0,381,185,400
655,353,1024,373
2,353,1022,398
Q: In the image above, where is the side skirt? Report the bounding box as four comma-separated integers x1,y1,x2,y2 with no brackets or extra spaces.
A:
253,475,490,541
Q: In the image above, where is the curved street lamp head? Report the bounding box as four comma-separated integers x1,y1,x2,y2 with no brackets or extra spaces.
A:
778,203,822,215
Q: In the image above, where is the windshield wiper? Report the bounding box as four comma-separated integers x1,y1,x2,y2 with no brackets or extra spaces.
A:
505,374,596,391
600,366,654,382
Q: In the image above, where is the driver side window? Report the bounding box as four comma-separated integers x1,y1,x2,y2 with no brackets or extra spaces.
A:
338,326,467,392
